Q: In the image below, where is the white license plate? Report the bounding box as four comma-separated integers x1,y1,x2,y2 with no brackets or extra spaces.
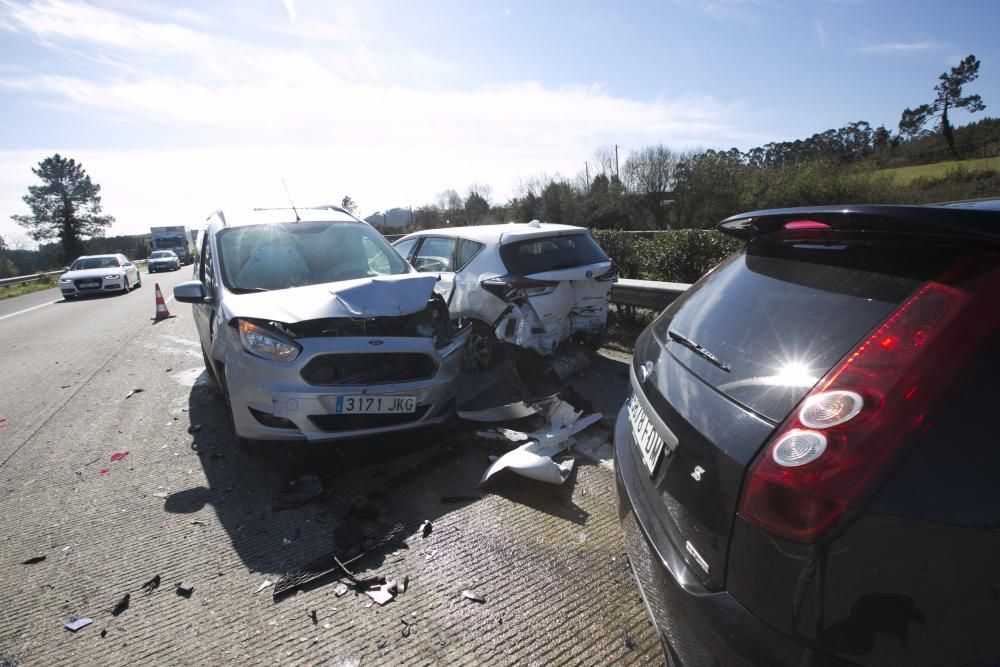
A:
334,395,416,414
628,393,664,476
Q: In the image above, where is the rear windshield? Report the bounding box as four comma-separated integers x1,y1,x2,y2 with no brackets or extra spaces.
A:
652,238,965,423
500,233,608,275
151,251,175,258
217,221,408,292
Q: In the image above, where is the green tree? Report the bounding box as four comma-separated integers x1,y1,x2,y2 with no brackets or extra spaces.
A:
898,55,986,156
341,195,357,214
464,190,490,225
11,154,114,263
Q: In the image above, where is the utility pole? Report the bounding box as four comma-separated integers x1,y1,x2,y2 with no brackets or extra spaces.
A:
615,144,620,179
409,205,414,226
585,161,590,191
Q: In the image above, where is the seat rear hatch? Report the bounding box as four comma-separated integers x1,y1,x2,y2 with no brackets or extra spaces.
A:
630,206,991,591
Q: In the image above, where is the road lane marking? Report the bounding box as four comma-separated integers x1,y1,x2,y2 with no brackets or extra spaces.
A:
0,300,59,322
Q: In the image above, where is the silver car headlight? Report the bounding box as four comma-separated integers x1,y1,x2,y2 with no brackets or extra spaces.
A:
238,319,300,363
104,274,120,280
59,278,71,284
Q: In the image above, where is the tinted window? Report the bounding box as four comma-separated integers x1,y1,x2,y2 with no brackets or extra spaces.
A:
457,238,485,269
217,221,407,291
412,236,457,272
393,237,418,260
151,251,176,258
652,239,964,423
500,233,608,275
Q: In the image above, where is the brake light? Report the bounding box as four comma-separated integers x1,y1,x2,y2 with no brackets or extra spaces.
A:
783,220,830,231
740,255,1000,543
480,275,558,301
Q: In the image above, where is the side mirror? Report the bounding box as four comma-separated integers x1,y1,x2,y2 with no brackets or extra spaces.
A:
174,280,208,303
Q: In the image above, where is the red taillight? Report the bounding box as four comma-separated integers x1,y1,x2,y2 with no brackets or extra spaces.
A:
783,220,830,231
480,275,558,301
740,255,1000,542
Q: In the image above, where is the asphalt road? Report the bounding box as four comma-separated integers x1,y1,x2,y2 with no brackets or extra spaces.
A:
0,270,659,666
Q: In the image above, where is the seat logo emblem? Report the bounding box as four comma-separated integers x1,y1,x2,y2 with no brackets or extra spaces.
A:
691,466,706,482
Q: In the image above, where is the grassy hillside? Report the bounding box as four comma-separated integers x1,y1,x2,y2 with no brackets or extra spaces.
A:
878,156,1000,183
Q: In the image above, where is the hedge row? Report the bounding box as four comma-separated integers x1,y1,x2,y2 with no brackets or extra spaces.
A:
590,229,743,284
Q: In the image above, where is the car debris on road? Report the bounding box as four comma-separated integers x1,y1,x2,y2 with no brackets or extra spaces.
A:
64,617,93,632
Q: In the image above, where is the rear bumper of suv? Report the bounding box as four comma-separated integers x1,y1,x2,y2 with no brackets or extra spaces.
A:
614,402,856,667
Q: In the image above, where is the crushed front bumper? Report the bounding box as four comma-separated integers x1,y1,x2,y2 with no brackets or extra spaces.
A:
223,327,470,442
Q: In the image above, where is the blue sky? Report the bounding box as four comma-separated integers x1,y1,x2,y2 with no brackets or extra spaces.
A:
1,0,997,241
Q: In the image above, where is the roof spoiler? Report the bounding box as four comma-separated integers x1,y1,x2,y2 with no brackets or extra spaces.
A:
717,205,1000,243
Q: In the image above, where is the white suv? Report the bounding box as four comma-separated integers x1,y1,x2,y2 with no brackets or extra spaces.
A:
394,221,616,370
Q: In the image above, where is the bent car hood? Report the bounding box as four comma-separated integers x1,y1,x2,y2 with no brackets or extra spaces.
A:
61,268,120,281
222,274,440,323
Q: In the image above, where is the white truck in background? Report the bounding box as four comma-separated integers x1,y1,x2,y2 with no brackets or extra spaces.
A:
150,226,194,265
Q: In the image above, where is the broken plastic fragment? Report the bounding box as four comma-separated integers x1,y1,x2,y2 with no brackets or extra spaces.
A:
420,520,432,538
110,451,128,462
481,447,576,486
461,590,486,603
176,582,194,598
64,617,93,632
110,593,130,616
334,583,349,597
125,388,144,399
366,579,397,606
255,580,273,594
141,574,161,594
21,555,46,565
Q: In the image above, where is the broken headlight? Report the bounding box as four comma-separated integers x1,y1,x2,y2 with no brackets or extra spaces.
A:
238,319,301,363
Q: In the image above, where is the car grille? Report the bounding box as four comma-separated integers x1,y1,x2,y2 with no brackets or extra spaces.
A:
300,353,437,386
74,278,103,291
308,406,430,432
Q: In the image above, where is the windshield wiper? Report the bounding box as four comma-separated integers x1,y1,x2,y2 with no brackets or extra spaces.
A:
668,329,730,372
230,287,270,294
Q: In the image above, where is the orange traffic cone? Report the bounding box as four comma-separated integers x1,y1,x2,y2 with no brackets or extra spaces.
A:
153,283,172,321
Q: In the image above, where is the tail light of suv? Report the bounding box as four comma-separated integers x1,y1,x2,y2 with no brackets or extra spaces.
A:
480,275,558,301
740,253,1000,543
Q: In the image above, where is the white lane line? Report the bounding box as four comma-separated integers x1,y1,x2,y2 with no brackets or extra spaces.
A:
0,299,60,322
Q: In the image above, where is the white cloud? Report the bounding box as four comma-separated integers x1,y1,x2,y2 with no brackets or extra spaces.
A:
0,0,756,241
857,40,943,54
814,21,827,48
281,0,296,24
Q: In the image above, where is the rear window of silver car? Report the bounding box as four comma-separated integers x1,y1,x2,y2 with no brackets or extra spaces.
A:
150,251,176,258
500,233,608,276
216,221,408,292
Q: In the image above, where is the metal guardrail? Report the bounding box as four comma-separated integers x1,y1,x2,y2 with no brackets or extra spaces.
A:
610,278,690,311
0,269,66,288
0,260,148,289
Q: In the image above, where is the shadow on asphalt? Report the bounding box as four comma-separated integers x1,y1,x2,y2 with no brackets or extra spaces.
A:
163,350,631,598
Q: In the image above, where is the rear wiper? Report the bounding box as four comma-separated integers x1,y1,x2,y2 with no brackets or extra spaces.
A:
668,329,730,372
230,287,270,294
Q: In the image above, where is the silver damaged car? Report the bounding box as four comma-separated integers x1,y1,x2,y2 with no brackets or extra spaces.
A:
174,206,470,443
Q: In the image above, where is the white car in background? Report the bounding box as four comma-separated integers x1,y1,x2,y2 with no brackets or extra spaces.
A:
394,221,616,370
58,253,142,299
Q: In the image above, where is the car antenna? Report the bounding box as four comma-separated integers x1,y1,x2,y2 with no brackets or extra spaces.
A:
282,178,301,222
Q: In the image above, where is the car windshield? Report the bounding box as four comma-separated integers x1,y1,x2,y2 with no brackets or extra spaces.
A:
71,257,120,270
151,251,175,258
217,221,409,291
